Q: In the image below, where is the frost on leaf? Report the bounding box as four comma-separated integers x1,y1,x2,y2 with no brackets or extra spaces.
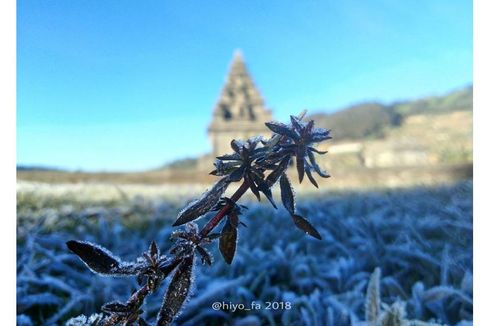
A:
157,255,194,326
266,156,290,186
158,258,183,279
265,121,299,140
365,267,381,323
149,240,159,258
309,127,332,143
219,218,238,264
292,215,322,240
295,147,306,183
304,163,319,188
196,245,213,265
307,150,329,178
280,174,295,215
173,177,230,226
66,240,128,276
379,302,406,326
279,174,322,240
251,172,277,208
65,313,105,326
101,301,132,314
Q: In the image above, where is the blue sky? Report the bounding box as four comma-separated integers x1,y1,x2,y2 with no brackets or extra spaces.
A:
17,0,472,172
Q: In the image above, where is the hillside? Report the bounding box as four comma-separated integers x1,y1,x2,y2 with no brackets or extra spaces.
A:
309,103,400,140
308,85,472,141
393,85,472,117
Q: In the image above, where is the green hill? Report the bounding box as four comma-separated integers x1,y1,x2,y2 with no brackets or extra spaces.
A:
308,85,472,141
309,103,401,140
393,85,472,117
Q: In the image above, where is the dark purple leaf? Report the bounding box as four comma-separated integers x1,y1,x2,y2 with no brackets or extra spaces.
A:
143,252,153,264
252,173,277,208
102,301,132,314
263,133,281,148
149,241,159,258
196,246,212,265
305,163,319,188
307,150,330,178
157,255,194,326
308,146,328,155
66,240,128,275
170,231,193,242
277,143,297,151
304,120,314,136
228,211,239,228
173,177,230,226
219,219,237,264
249,146,269,160
241,146,250,162
295,148,306,183
230,139,243,153
148,275,163,293
169,243,185,256
265,121,299,140
266,156,291,186
210,160,240,176
290,115,304,132
246,175,261,201
279,174,295,215
206,233,222,240
216,153,241,161
158,257,182,277
246,136,261,151
228,165,246,182
309,128,332,142
292,215,322,240
259,149,293,168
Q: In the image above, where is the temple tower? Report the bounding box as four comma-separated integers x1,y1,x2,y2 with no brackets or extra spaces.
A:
208,50,273,157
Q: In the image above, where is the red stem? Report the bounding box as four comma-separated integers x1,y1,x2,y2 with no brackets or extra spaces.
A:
199,180,250,238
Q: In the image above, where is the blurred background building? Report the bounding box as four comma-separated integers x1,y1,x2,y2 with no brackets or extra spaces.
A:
208,51,273,158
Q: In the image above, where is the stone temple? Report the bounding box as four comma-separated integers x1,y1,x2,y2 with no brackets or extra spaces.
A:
207,50,273,158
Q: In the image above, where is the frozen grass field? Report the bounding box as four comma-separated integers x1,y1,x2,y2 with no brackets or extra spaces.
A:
17,181,472,325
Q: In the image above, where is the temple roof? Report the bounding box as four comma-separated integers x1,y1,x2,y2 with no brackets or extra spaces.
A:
208,51,272,131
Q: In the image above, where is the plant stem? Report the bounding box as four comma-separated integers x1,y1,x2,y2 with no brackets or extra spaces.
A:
102,284,150,326
199,180,250,238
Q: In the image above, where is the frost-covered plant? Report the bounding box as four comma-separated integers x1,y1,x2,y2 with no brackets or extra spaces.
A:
66,113,331,325
363,268,445,326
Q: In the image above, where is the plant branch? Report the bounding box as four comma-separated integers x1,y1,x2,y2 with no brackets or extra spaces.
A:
199,180,250,238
